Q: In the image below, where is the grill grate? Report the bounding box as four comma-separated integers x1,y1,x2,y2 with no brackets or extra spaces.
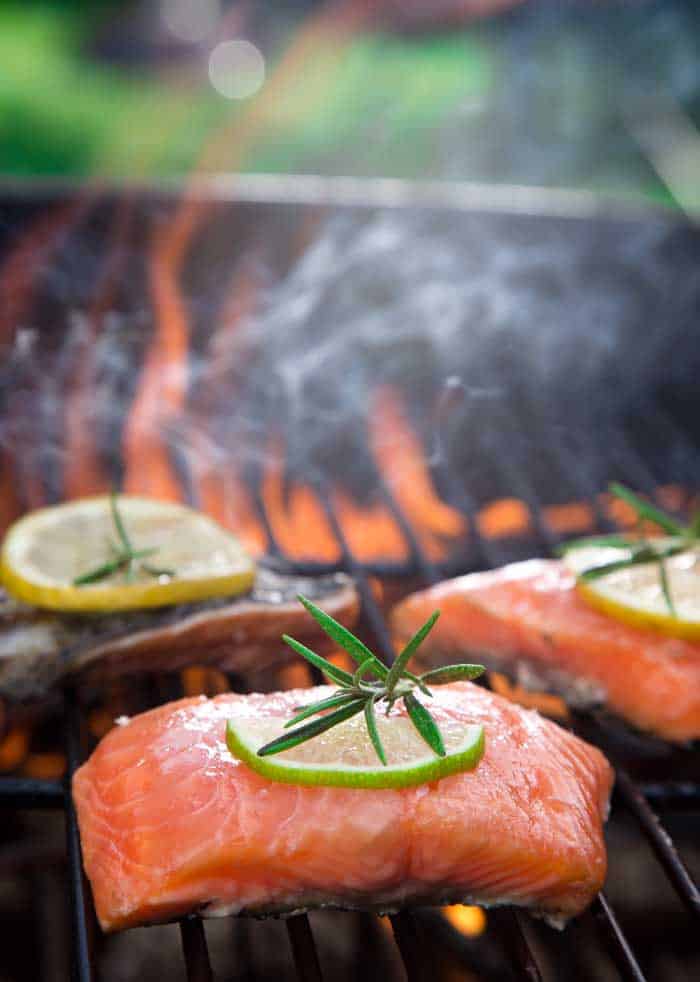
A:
0,193,698,979
3,436,700,981
2,435,699,981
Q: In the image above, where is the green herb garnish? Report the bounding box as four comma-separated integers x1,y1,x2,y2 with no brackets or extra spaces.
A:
557,482,699,617
256,595,485,764
73,493,175,586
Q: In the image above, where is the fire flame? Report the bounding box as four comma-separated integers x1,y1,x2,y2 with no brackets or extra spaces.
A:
261,436,340,563
370,388,466,560
443,904,487,938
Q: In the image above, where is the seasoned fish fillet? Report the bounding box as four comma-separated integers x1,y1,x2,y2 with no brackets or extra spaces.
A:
0,567,357,700
391,560,700,743
72,682,612,932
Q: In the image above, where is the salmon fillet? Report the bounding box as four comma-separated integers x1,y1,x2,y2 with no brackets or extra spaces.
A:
0,567,357,700
391,560,700,743
72,682,612,932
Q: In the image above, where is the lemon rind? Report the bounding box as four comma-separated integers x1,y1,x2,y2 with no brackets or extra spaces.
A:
576,580,700,641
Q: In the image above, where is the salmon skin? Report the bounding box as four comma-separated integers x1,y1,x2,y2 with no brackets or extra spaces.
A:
0,566,357,700
391,560,700,743
73,682,612,932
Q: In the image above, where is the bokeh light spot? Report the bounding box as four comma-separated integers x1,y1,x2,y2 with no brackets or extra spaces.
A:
208,40,265,100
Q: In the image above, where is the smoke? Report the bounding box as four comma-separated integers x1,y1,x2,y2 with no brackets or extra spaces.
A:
1,196,699,509
222,205,700,492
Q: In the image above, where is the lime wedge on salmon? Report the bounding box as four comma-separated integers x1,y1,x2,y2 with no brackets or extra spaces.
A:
563,541,700,640
226,712,484,789
0,496,255,612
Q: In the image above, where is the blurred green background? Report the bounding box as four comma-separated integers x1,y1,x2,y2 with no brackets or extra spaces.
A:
2,0,700,210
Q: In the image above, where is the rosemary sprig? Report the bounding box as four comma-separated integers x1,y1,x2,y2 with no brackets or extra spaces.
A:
72,493,175,586
257,595,485,765
557,482,700,617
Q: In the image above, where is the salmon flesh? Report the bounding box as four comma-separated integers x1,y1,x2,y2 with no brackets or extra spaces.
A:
391,560,700,743
72,682,612,931
0,567,358,700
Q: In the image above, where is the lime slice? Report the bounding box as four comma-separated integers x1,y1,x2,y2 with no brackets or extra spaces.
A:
0,496,255,612
226,713,485,789
563,541,700,640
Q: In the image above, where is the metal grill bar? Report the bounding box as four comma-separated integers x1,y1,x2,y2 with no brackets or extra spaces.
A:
286,914,323,982
0,776,63,809
616,771,700,922
389,912,430,982
592,894,647,982
487,909,543,982
64,688,93,982
180,918,214,982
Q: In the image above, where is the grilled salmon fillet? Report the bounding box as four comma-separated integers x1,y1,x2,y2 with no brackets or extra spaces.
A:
0,567,357,700
391,560,700,743
73,682,612,932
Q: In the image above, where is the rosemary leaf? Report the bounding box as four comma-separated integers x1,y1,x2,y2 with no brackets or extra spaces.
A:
579,543,686,582
404,692,445,758
579,558,644,581
257,699,366,757
73,557,128,586
555,534,637,556
282,635,355,688
658,558,677,618
364,696,387,766
297,594,388,679
110,492,133,553
609,483,685,536
353,657,376,686
283,692,360,729
419,664,486,685
385,611,440,699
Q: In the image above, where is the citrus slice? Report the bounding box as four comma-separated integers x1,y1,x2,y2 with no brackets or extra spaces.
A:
0,496,255,612
226,713,485,789
563,541,700,640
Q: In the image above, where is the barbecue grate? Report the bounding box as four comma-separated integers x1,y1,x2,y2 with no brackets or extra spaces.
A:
0,187,699,981
1,410,698,982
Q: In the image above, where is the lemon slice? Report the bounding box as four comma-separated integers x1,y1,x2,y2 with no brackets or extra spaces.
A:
563,541,700,640
226,713,484,789
0,496,255,612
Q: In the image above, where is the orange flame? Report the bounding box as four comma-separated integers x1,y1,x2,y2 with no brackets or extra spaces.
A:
332,487,409,563
477,498,531,539
253,388,469,564
489,672,569,720
369,387,466,560
122,219,191,501
261,436,340,562
543,501,595,536
443,905,487,937
184,260,268,554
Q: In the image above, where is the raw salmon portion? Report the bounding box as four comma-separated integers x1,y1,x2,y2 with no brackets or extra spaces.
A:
391,560,700,743
72,683,612,932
